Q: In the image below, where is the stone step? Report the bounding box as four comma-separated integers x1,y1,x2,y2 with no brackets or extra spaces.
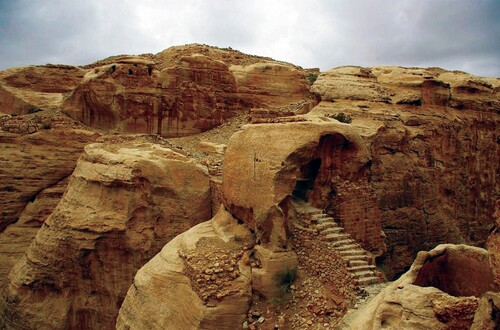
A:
316,222,337,231
334,243,360,251
320,227,343,235
317,217,336,224
339,249,367,257
347,264,376,272
297,208,322,216
311,213,330,220
355,276,381,286
323,234,352,243
329,238,355,247
342,255,371,264
351,270,375,279
347,259,370,267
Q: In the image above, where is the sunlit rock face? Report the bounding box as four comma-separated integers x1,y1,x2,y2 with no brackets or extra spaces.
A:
116,206,254,330
0,136,211,330
0,64,87,115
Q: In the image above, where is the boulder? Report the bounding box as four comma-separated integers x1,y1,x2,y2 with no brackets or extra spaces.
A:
251,246,298,299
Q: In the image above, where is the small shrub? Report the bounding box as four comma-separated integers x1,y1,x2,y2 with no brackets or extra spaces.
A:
274,268,297,294
326,112,353,124
306,73,318,84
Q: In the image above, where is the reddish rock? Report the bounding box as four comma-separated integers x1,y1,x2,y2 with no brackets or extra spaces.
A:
310,66,499,278
61,45,311,137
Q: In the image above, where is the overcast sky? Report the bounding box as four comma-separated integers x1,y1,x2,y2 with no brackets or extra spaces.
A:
0,0,499,77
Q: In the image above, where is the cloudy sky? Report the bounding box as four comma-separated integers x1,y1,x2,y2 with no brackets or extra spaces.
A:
1,0,499,76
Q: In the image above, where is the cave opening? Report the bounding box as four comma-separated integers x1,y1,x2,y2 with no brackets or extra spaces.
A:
292,158,321,202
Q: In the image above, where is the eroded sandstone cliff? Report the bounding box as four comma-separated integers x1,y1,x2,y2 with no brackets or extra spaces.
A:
309,66,499,278
63,45,311,137
0,45,498,330
0,136,212,329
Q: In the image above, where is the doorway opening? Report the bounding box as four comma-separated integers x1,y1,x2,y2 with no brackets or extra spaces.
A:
292,158,322,201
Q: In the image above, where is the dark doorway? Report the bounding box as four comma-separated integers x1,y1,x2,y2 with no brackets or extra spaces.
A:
292,158,322,201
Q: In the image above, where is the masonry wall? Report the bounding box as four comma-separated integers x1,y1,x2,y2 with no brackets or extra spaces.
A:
332,181,384,257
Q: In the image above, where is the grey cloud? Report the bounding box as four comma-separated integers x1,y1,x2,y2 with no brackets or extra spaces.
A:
0,0,498,77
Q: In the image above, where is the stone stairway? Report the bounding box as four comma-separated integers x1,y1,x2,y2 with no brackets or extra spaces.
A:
294,203,382,286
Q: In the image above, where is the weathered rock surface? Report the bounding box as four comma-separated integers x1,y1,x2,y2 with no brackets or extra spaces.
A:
0,115,99,230
0,47,498,329
487,200,500,286
310,66,499,278
251,246,298,299
0,136,211,329
0,177,68,288
223,119,385,255
117,206,254,330
62,44,310,137
346,244,499,329
0,64,87,114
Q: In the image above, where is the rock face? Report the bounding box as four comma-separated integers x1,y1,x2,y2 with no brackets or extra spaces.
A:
1,47,499,329
62,45,310,137
0,64,87,114
0,136,212,329
310,66,499,278
117,206,254,330
0,178,68,288
0,114,99,231
347,244,499,329
487,200,500,286
223,119,385,255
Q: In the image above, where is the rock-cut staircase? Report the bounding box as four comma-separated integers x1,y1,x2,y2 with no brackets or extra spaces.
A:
295,203,382,286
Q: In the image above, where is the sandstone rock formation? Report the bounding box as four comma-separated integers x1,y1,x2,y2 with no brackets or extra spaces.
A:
0,113,99,231
0,45,498,329
0,177,68,288
116,206,254,330
62,44,311,137
310,66,499,278
222,120,382,251
0,64,87,114
487,200,500,286
346,244,499,329
0,136,212,329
